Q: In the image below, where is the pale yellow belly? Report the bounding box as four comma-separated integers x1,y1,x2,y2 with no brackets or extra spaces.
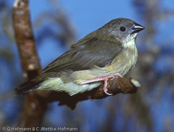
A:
70,47,137,84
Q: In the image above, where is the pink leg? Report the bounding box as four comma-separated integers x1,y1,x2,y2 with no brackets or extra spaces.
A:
81,73,123,95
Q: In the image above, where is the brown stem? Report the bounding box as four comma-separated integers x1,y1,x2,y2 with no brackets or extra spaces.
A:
12,0,46,130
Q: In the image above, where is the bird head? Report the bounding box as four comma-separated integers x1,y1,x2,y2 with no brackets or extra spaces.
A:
98,18,145,47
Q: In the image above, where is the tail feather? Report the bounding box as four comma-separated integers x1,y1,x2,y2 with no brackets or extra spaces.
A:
14,81,41,95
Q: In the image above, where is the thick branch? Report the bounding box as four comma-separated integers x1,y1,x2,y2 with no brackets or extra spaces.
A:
12,0,45,130
13,0,41,81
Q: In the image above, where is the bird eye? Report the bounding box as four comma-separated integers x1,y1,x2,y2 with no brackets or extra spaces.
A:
120,26,126,32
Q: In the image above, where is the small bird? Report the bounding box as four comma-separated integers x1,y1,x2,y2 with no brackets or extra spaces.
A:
15,18,144,96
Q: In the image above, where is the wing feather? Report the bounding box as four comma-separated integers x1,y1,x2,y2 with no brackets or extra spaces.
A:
42,38,122,73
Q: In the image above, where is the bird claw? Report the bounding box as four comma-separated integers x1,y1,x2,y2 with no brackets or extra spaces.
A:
104,88,113,95
81,72,123,96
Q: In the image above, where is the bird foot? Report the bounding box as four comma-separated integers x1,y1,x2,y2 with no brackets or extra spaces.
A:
81,73,123,95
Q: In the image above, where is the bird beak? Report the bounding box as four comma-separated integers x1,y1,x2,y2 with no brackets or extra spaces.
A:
131,23,145,34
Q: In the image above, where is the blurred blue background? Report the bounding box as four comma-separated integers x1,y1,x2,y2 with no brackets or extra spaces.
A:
0,0,174,132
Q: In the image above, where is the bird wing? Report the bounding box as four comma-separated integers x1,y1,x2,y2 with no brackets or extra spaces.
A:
42,38,123,73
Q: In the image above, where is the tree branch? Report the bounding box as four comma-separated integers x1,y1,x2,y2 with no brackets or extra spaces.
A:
37,76,140,110
12,0,46,130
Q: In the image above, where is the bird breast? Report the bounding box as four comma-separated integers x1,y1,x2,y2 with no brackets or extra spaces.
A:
107,42,138,76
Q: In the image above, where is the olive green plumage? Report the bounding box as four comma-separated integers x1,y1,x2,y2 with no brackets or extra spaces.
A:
15,18,144,96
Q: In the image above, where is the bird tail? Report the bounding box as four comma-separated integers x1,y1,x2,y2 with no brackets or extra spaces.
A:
14,81,41,95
